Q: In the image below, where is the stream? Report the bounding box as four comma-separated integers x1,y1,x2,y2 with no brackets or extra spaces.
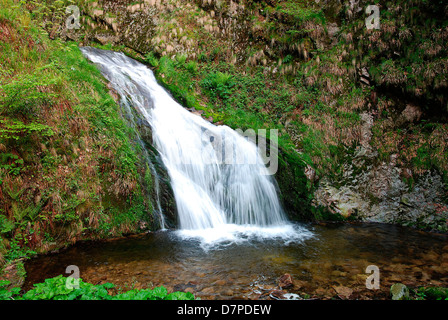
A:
24,222,448,299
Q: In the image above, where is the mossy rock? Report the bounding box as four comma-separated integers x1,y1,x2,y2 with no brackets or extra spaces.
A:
275,149,313,221
391,283,409,300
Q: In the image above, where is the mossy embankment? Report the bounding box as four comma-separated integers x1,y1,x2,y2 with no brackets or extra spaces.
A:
0,0,173,286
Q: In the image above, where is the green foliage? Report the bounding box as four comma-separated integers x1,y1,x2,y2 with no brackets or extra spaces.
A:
21,275,114,300
0,280,20,300
200,71,235,101
0,73,58,116
114,286,194,300
175,54,187,65
18,275,195,300
185,60,199,75
150,55,207,115
412,286,448,300
0,215,15,235
275,2,324,24
4,238,36,262
145,52,159,67
24,0,77,32
0,119,54,141
0,0,155,261
0,153,24,176
165,291,196,300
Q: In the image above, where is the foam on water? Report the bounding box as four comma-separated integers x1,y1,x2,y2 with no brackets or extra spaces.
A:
175,223,314,250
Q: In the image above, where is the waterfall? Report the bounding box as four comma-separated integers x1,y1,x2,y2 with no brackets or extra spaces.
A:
81,47,311,245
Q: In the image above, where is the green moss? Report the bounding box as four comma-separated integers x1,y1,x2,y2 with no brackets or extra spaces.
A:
0,0,158,267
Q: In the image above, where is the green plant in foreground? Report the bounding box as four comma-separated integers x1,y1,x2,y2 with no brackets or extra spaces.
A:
412,286,448,300
15,275,195,300
0,280,20,300
21,275,114,300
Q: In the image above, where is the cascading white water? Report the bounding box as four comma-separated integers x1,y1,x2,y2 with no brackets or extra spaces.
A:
81,47,312,245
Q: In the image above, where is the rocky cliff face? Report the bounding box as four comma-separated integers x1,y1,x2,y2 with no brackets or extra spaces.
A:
56,0,447,231
314,152,448,230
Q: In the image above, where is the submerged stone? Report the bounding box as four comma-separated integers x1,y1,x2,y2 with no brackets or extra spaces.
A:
278,273,294,289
